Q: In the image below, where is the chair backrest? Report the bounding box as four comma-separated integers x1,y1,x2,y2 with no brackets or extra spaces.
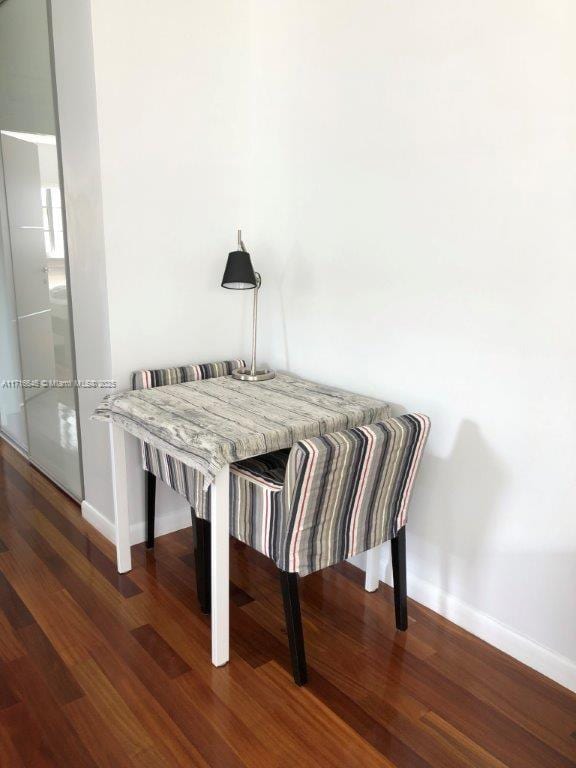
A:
281,413,430,575
132,357,245,520
131,358,245,390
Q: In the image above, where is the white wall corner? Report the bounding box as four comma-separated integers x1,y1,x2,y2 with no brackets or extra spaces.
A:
129,509,192,546
351,548,576,694
82,500,191,547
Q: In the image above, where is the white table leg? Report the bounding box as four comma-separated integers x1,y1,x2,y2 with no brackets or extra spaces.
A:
210,464,230,666
365,545,381,592
109,424,132,573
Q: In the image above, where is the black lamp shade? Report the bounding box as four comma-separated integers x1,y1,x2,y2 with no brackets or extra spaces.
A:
221,250,257,289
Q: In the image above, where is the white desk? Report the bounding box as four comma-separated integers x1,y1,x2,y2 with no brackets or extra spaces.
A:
100,373,391,667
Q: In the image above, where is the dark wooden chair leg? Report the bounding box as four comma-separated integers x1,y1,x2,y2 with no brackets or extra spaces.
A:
193,513,211,614
145,471,156,549
279,571,307,685
391,526,408,630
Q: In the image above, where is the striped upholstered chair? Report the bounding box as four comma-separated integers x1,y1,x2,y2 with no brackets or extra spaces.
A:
132,358,245,613
229,414,430,684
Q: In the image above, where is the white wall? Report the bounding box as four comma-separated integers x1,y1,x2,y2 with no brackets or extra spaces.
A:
249,0,576,688
84,0,252,531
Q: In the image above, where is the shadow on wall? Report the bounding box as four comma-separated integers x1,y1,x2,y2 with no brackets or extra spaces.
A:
408,418,508,605
338,407,508,620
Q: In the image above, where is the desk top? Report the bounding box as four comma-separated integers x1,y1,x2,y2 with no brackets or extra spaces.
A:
94,373,391,486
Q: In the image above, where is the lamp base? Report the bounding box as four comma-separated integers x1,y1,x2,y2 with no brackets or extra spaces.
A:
232,367,276,382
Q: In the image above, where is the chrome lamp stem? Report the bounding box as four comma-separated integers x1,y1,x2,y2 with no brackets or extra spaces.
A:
251,273,261,376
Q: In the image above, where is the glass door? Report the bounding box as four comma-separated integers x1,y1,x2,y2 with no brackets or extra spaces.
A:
0,0,82,498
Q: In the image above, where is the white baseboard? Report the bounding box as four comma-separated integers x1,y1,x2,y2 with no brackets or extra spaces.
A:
402,569,576,694
350,549,576,694
81,500,116,542
81,501,191,546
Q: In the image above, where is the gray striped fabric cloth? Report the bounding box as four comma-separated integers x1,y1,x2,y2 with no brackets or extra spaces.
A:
229,414,430,575
141,440,211,518
94,367,391,488
133,359,245,516
132,359,245,391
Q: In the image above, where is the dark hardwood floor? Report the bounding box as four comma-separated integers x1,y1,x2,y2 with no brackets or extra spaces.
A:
0,437,575,767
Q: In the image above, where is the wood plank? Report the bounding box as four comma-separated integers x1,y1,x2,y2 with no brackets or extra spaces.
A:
87,644,210,768
69,656,154,758
3,656,96,768
420,712,509,768
0,609,25,662
90,645,246,768
12,587,102,667
0,710,27,767
0,662,20,710
0,700,59,767
64,694,136,768
0,528,65,598
428,645,576,760
0,572,35,630
257,661,398,768
17,623,84,706
131,624,191,678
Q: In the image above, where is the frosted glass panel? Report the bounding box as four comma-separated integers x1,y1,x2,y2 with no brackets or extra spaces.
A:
0,0,81,498
0,225,27,449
